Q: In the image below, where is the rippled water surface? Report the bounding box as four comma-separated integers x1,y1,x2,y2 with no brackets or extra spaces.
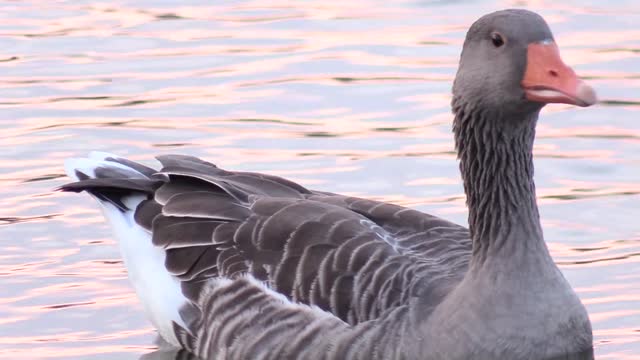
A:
1,0,639,359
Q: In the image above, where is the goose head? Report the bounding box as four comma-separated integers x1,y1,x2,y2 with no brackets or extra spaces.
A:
453,9,597,116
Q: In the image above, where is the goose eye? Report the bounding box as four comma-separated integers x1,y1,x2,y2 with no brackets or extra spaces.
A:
491,32,505,47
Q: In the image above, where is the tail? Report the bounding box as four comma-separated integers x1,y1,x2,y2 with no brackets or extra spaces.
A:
60,151,187,346
60,151,162,211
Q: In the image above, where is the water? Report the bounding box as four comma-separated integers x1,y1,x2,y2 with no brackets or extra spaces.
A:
0,1,638,359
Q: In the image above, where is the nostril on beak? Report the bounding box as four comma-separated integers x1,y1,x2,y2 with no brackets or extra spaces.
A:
549,69,559,77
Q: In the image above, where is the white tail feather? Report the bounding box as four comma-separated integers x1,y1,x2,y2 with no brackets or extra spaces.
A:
65,153,187,346
64,154,147,181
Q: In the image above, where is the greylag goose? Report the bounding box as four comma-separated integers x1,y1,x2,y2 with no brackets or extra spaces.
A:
60,9,597,360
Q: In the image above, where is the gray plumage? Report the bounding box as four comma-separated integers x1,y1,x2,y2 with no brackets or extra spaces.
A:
61,9,596,360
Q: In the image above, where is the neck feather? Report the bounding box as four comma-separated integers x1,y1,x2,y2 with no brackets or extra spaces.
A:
452,96,548,266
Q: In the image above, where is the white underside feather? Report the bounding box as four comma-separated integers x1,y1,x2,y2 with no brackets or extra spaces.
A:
65,154,187,346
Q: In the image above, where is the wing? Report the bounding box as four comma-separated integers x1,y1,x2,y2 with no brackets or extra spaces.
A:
61,153,472,343
307,193,471,263
134,155,471,328
172,275,409,360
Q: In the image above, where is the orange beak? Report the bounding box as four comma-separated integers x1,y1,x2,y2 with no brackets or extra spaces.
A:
521,42,597,107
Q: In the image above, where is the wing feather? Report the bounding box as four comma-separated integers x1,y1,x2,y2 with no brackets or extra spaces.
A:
162,191,251,220
151,216,221,249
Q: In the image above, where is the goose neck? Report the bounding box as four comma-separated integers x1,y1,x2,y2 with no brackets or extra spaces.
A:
452,97,549,266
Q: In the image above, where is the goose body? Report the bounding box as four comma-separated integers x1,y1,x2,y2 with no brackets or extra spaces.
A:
61,9,596,360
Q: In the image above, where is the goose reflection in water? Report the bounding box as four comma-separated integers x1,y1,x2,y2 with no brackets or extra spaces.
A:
139,348,595,360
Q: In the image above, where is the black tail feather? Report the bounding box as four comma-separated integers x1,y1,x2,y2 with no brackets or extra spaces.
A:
58,178,164,211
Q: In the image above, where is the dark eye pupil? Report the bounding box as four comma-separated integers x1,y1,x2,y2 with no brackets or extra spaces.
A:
491,33,504,47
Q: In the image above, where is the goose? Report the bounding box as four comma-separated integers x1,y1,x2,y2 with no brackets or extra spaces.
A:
60,9,597,360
